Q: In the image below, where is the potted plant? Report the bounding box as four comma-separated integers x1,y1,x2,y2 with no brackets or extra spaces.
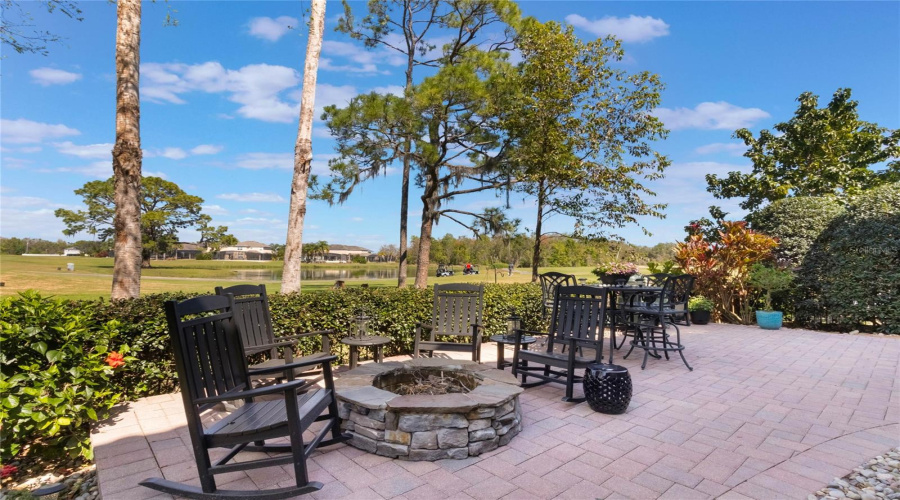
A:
591,261,638,285
688,296,713,325
748,264,793,330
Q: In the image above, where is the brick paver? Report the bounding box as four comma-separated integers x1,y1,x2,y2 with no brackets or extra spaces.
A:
92,324,900,499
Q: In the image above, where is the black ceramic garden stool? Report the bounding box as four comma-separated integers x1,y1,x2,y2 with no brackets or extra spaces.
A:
583,363,632,414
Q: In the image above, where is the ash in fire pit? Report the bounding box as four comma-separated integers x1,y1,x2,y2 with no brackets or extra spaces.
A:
374,367,479,395
335,359,523,461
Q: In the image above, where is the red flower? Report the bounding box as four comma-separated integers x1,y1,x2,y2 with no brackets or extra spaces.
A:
105,352,125,369
1,465,17,478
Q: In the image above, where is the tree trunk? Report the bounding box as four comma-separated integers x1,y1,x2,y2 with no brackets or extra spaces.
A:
398,153,410,287
414,174,438,288
414,202,435,288
111,0,142,300
281,0,326,294
530,182,545,283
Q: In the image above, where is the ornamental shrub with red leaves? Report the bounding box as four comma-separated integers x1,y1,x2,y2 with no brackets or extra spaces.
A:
675,221,778,324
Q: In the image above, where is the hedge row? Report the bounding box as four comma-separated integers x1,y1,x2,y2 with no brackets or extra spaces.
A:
0,283,544,460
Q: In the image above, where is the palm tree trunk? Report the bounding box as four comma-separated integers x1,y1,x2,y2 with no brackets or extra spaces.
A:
111,0,142,300
281,0,326,294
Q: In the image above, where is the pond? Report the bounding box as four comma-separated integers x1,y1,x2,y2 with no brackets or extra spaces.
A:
231,267,416,281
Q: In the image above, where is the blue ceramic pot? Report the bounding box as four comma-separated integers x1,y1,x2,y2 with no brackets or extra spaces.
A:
756,311,783,330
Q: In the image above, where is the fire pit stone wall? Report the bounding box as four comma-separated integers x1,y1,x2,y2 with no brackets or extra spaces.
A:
335,358,523,461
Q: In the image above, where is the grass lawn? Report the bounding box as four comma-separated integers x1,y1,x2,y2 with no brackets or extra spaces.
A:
0,255,602,300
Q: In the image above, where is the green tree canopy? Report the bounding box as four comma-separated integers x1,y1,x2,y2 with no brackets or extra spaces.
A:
55,177,211,266
498,18,669,280
198,223,238,254
707,88,900,212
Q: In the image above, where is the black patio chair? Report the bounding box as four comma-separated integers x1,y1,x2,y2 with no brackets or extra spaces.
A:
140,294,349,499
413,283,484,362
511,286,610,403
538,272,577,320
215,284,332,381
621,274,695,371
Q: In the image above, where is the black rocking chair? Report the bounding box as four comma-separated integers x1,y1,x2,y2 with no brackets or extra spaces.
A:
215,284,332,382
140,294,349,499
511,286,610,403
413,283,484,362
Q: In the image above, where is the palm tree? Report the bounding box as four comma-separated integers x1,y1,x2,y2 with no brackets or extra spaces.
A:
110,0,142,299
281,0,326,293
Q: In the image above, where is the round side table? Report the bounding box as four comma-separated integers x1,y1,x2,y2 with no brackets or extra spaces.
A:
341,335,391,369
583,363,632,414
489,334,537,370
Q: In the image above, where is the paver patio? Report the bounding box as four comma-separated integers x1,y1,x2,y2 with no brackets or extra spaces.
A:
92,323,900,499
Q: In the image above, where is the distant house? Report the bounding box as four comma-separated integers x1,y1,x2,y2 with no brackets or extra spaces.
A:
63,248,82,256
321,244,373,263
217,241,273,261
173,242,204,259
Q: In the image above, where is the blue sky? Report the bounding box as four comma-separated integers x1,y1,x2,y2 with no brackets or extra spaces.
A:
2,1,898,251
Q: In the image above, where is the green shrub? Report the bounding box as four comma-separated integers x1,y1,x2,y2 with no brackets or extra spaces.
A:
688,296,714,312
0,291,131,461
350,255,367,264
797,183,900,333
751,196,844,268
748,264,793,311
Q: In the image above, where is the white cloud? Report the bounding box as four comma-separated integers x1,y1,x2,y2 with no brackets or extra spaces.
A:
202,204,229,215
54,141,112,159
55,161,111,178
565,14,670,43
248,16,298,42
143,171,169,179
351,217,364,222
1,118,80,144
235,152,292,170
217,192,286,203
653,102,770,130
190,144,223,155
695,142,748,156
29,67,82,86
142,62,301,123
0,195,68,239
160,147,188,160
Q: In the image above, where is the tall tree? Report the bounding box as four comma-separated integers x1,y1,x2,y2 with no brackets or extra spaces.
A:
55,177,207,268
198,223,238,254
111,0,143,299
500,18,669,281
707,88,900,212
336,0,446,288
321,0,521,288
282,0,327,294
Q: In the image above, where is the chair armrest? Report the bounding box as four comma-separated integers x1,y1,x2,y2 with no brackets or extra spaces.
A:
195,379,308,404
417,323,434,331
252,340,298,350
249,354,338,376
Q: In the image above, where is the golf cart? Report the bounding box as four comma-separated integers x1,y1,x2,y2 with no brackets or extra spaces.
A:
463,264,479,275
436,264,454,277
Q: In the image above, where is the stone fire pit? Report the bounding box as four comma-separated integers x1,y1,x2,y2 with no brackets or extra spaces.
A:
335,358,523,460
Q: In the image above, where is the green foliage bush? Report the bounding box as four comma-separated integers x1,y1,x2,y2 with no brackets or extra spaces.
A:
688,296,714,312
0,292,131,461
751,196,844,267
748,264,793,311
797,183,900,333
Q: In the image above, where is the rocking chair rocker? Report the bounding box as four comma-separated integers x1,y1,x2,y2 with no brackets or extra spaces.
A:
140,294,349,499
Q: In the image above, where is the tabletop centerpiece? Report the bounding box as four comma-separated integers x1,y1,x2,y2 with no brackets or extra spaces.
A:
592,261,639,285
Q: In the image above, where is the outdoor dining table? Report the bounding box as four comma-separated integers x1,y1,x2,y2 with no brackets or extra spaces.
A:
590,284,664,363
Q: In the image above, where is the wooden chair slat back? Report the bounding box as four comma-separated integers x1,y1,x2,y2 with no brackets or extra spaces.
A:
547,286,609,351
432,283,484,337
215,284,275,351
165,294,250,413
